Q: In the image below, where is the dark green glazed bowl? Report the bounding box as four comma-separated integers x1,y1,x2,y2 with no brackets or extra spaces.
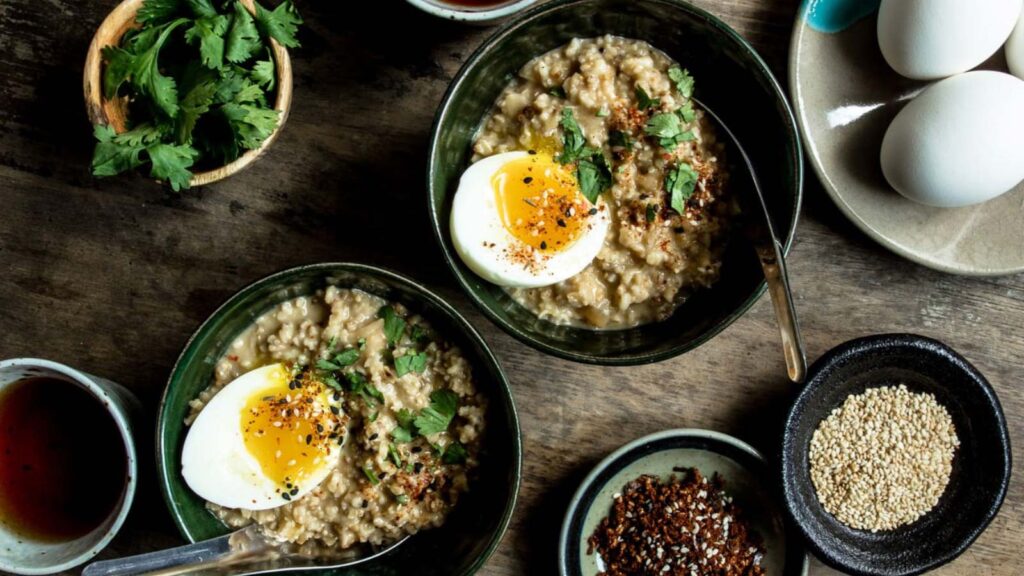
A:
157,263,521,576
428,0,803,365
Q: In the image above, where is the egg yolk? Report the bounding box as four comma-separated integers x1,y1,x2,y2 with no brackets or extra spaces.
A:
240,365,342,491
492,153,594,252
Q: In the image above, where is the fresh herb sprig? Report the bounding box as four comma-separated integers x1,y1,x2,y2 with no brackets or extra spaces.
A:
391,389,459,442
90,0,303,191
556,108,612,204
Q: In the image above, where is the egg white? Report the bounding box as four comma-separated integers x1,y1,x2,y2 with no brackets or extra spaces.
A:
450,151,611,288
181,363,339,511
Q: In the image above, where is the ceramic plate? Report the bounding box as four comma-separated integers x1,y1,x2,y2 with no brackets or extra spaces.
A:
559,429,808,576
790,0,1024,275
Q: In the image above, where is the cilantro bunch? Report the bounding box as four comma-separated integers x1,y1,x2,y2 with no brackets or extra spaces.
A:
90,0,302,191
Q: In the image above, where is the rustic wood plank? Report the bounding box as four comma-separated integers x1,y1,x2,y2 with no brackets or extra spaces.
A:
0,0,1019,575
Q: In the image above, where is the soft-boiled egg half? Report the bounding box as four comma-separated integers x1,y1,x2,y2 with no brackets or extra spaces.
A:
182,363,346,510
450,151,611,288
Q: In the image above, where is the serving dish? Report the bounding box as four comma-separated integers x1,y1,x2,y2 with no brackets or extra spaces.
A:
0,359,140,576
781,334,1012,576
156,263,521,576
83,0,293,188
405,0,537,24
559,429,808,576
790,0,1024,275
428,0,803,365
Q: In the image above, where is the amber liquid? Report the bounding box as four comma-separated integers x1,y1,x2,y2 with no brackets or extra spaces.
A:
0,377,127,542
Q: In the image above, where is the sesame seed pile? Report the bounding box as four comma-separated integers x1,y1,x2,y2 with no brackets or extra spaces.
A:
809,384,960,532
587,468,766,576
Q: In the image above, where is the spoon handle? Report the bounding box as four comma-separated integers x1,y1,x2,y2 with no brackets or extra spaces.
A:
758,238,807,383
82,529,257,576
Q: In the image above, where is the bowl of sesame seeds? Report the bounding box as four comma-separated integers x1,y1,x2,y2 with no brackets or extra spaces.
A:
559,429,808,576
781,333,1012,576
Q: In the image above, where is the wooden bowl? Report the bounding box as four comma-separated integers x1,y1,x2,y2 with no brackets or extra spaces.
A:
83,0,293,188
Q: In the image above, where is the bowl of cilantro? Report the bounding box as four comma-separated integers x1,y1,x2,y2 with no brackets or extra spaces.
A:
84,0,300,191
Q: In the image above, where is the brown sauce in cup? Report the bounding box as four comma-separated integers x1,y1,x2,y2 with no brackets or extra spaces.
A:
0,377,127,542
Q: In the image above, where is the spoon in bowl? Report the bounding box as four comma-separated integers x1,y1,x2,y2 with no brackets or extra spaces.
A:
83,525,409,576
694,97,807,383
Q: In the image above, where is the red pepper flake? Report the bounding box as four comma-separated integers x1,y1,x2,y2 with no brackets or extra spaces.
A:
587,468,765,576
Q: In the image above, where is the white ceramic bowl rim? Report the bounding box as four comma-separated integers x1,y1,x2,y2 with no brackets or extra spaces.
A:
405,0,537,21
0,358,138,575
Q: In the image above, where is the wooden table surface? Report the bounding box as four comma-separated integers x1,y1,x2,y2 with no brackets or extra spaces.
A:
1,0,1020,574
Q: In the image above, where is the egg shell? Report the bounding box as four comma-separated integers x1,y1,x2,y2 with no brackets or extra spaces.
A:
880,71,1024,208
1008,8,1024,79
877,0,1023,80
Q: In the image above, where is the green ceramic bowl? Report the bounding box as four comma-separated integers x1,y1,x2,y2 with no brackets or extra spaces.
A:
428,0,803,365
156,263,521,576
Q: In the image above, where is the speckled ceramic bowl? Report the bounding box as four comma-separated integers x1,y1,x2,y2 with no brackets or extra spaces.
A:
157,263,521,576
405,0,537,24
781,334,1012,576
559,429,808,576
428,0,803,365
790,0,1024,275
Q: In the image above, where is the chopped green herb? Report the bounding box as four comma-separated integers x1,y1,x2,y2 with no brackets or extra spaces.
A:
635,85,660,110
644,113,695,151
346,371,383,405
608,129,634,152
368,410,378,423
646,204,657,222
410,325,429,345
556,107,589,165
321,373,343,391
395,352,428,377
357,337,367,350
441,441,468,465
377,305,406,347
677,101,696,123
326,336,337,351
596,108,610,118
665,162,699,214
388,443,402,467
395,493,410,505
332,348,360,367
576,154,612,204
668,66,694,99
391,425,414,444
362,464,380,485
316,359,341,371
413,389,459,436
253,0,303,48
556,107,612,203
396,408,415,429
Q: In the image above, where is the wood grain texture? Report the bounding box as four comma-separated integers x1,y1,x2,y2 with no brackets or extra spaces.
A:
0,1,1020,575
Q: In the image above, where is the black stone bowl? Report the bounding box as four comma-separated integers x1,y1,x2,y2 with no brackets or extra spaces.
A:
781,334,1011,576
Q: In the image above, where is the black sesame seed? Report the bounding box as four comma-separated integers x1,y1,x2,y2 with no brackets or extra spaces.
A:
528,149,537,155
362,501,369,508
316,424,324,433
589,208,598,215
412,447,422,453
289,487,299,496
305,434,312,445
674,227,685,233
540,241,548,250
557,218,566,227
369,433,379,440
523,177,533,184
413,463,424,473
330,406,340,415
282,493,291,501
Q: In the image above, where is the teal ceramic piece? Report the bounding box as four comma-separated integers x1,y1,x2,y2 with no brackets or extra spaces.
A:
559,429,808,576
428,0,803,365
803,0,880,33
157,263,521,576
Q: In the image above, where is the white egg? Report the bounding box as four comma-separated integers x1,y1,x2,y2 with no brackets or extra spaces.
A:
450,150,611,288
182,363,344,511
1008,8,1024,79
880,71,1024,208
877,0,1023,80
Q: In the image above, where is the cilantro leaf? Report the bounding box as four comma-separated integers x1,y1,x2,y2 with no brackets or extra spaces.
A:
556,107,587,165
184,0,218,18
377,306,406,347
136,0,184,25
666,162,699,214
677,101,696,123
233,79,264,103
395,352,427,377
91,124,146,177
333,348,360,367
576,154,612,204
391,425,414,444
608,129,634,152
225,1,260,63
645,113,695,151
253,0,303,48
345,371,383,406
668,66,694,99
184,15,228,69
396,409,415,430
116,18,190,118
646,204,657,223
413,390,458,436
635,85,660,110
251,54,275,89
175,77,217,144
441,441,468,465
220,102,279,149
101,46,134,99
388,443,403,467
146,142,198,191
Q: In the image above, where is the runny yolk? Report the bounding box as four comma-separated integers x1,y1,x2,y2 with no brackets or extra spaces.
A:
240,365,339,491
492,153,593,253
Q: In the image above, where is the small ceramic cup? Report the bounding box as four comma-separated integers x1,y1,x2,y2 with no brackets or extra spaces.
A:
0,359,140,575
404,0,537,24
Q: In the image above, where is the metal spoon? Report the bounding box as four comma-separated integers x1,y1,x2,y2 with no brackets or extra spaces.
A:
694,98,807,383
83,525,408,576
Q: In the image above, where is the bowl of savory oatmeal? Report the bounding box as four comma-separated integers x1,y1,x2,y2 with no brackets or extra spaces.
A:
157,263,520,575
428,0,802,364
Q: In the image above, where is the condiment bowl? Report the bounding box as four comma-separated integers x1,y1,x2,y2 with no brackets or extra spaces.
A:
781,334,1012,576
405,0,538,24
427,0,803,365
157,263,521,576
83,0,293,188
0,359,140,575
559,429,808,576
